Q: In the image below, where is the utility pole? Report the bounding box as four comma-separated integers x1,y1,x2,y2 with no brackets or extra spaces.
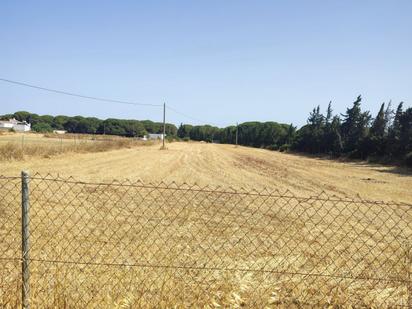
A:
162,102,166,149
235,122,238,147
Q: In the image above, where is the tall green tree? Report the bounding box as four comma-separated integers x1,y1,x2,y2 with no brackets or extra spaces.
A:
177,123,193,138
398,107,412,155
370,103,386,138
323,103,343,155
384,100,394,133
367,103,387,155
341,95,371,156
325,101,333,124
387,102,404,156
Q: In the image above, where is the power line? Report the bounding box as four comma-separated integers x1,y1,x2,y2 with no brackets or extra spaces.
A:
166,105,220,127
0,77,221,127
0,78,162,107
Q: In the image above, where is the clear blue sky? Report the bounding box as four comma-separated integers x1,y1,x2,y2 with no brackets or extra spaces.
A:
1,1,411,127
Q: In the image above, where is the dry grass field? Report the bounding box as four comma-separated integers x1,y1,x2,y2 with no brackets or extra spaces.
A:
1,136,411,203
0,132,152,161
1,136,412,308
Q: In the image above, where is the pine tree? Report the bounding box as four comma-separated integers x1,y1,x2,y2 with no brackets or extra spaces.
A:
286,123,296,145
341,95,371,155
306,105,325,152
392,102,403,138
367,103,387,155
177,123,185,138
323,102,335,153
398,107,412,156
384,100,394,133
326,101,333,124
370,103,386,138
388,102,403,155
330,115,343,154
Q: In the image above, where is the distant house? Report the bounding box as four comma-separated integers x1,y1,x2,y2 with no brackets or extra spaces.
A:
53,130,67,134
0,118,31,132
146,133,166,140
0,119,14,130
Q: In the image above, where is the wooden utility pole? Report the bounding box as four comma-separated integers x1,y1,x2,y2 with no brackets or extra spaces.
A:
162,102,166,149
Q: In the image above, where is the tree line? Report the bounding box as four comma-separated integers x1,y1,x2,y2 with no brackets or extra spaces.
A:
177,122,295,151
2,95,411,166
176,96,411,166
0,111,177,137
292,96,412,165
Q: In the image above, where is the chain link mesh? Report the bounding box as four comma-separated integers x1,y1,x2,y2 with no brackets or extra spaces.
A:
1,173,412,308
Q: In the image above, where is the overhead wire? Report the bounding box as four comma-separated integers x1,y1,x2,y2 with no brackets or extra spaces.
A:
0,77,225,127
0,78,162,107
166,105,220,127
0,77,222,126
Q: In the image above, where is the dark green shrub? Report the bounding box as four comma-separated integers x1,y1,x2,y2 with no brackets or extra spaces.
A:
265,144,279,151
405,152,412,167
279,144,290,152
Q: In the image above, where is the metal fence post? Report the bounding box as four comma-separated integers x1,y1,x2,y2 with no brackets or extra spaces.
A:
21,171,30,309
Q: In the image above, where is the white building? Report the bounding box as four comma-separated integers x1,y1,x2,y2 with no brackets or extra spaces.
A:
146,133,166,140
53,130,67,134
0,120,14,130
0,118,31,132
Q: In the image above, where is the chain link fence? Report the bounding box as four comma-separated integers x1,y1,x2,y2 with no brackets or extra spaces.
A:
1,172,412,308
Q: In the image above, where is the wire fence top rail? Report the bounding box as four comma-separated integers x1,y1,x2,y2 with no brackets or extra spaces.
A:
0,172,410,207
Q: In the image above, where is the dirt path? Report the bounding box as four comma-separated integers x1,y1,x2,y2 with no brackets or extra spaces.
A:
1,142,411,203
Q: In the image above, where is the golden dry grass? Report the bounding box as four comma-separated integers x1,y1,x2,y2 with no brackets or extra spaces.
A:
0,133,153,161
1,140,412,308
1,140,411,202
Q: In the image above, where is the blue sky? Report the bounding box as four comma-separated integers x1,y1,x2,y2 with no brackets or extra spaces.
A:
1,1,411,127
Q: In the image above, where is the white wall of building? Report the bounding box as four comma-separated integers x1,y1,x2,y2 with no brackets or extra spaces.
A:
0,119,31,132
14,123,31,132
0,122,14,129
147,133,166,140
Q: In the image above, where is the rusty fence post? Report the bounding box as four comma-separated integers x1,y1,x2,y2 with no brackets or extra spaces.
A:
21,171,30,309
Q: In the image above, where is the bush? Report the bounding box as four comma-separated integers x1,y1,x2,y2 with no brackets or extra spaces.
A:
265,144,279,151
166,136,175,143
405,152,412,167
279,144,290,152
182,137,190,142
